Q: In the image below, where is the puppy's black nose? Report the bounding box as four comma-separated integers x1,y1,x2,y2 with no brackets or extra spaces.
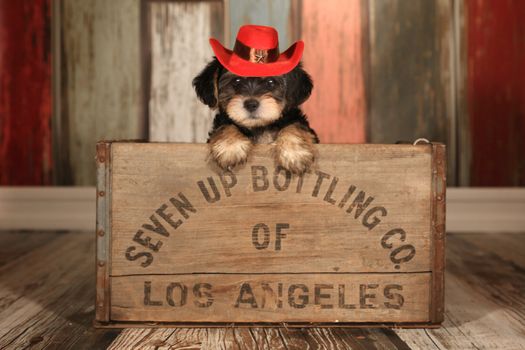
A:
244,99,259,112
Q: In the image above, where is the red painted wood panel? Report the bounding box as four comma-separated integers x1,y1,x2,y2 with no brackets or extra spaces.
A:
300,0,366,143
0,0,52,185
467,0,525,186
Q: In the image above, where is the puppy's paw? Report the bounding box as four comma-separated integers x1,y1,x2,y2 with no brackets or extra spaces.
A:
274,143,315,174
209,125,252,170
210,138,251,170
273,124,317,174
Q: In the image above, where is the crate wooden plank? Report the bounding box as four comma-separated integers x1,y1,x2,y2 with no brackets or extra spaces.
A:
96,142,112,322
98,142,443,325
110,144,432,276
430,143,446,323
111,273,430,323
147,0,223,142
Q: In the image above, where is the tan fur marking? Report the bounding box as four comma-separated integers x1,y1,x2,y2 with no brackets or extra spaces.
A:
254,130,278,144
256,95,282,124
226,94,283,128
208,125,253,170
273,123,317,174
225,97,249,125
212,70,219,109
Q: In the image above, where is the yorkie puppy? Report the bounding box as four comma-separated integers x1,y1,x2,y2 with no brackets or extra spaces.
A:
192,58,319,174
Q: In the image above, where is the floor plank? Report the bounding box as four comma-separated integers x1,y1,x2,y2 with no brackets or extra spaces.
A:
0,231,120,349
0,231,60,267
0,231,524,349
458,232,525,269
396,233,525,350
109,327,411,350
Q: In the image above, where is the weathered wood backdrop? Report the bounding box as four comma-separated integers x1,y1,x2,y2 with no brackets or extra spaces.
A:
57,0,144,185
300,0,367,144
467,0,525,186
147,0,223,142
0,0,52,185
1,0,524,186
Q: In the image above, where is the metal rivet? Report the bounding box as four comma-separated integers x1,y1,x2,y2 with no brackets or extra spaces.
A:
99,191,105,197
99,156,106,163
98,261,105,267
437,195,442,201
97,230,105,237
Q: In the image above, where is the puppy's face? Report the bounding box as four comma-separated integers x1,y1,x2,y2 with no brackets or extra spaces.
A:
217,73,285,128
193,58,313,129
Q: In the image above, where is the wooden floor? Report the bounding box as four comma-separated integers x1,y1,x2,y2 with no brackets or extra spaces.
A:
0,232,523,349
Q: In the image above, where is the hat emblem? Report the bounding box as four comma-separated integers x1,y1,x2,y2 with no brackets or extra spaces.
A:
253,49,267,63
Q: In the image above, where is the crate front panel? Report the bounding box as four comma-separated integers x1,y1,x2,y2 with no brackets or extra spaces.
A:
111,273,430,323
108,143,433,323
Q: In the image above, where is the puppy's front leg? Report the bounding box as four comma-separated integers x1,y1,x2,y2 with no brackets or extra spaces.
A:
208,124,253,170
273,123,317,174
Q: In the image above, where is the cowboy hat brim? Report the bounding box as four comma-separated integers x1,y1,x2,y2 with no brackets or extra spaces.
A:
209,38,304,77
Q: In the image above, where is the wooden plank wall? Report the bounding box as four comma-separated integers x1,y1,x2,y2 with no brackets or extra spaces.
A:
3,0,524,186
147,0,223,143
221,0,455,177
467,0,525,186
58,0,144,185
367,0,455,183
453,0,470,187
300,0,367,143
226,0,296,50
0,0,52,185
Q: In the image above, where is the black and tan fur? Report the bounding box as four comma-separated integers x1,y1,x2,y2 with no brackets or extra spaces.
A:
193,57,319,174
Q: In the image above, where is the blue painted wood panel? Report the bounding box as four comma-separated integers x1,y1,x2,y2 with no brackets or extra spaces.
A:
227,0,294,51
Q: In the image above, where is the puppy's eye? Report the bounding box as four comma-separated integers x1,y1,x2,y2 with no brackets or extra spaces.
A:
266,78,275,88
233,77,243,86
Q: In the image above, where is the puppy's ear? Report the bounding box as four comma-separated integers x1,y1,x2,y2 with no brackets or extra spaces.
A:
285,62,313,107
193,57,222,108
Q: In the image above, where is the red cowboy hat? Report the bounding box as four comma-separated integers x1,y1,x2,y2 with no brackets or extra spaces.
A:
209,24,304,77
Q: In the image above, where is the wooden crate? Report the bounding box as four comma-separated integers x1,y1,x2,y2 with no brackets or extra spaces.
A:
95,142,446,328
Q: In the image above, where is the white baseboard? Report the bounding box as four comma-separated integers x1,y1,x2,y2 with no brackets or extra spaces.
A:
0,187,96,231
0,187,524,232
446,188,525,233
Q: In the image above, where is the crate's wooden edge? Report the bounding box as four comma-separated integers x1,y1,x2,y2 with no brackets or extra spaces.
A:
93,320,442,329
95,141,112,322
429,143,446,323
98,140,445,147
97,139,145,144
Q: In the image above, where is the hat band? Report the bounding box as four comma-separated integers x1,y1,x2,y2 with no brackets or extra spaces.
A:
233,40,280,64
